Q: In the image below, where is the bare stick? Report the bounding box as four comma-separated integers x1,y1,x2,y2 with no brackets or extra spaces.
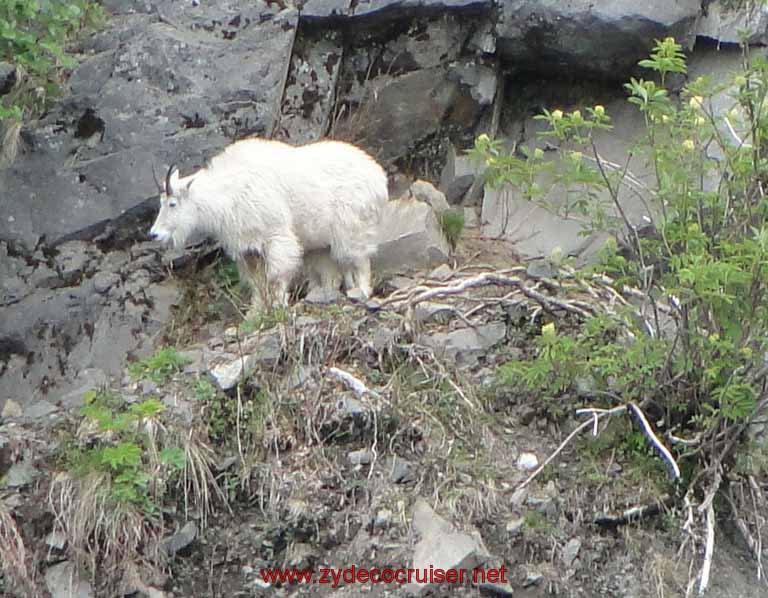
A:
698,501,715,595
627,402,681,480
516,416,601,490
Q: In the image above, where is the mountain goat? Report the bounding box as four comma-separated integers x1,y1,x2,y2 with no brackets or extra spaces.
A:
149,138,388,310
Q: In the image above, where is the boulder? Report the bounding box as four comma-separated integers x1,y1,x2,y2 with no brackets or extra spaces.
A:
496,0,701,79
373,197,450,273
279,31,344,143
0,5,298,250
406,498,506,596
0,62,16,95
696,1,768,46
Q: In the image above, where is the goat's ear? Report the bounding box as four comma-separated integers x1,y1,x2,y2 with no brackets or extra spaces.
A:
165,164,180,195
186,178,195,191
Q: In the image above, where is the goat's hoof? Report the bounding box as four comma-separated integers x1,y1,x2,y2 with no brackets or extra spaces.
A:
345,287,370,303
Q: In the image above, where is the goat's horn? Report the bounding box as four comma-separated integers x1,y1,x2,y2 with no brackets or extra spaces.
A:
165,163,177,196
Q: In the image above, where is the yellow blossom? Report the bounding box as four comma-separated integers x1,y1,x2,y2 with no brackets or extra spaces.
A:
689,96,704,111
533,148,544,160
551,109,563,121
682,139,695,152
542,322,556,338
572,110,582,120
594,105,605,116
570,151,583,162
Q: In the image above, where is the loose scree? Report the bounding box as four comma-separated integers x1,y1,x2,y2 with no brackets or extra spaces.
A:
149,138,389,309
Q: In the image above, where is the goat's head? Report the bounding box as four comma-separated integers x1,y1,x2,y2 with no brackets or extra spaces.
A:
149,163,197,248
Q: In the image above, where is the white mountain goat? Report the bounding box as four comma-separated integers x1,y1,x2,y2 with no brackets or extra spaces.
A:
149,138,388,310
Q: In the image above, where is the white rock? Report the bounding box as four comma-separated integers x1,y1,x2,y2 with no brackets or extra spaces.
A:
516,452,539,471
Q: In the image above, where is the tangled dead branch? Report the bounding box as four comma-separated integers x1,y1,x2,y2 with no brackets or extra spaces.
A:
373,265,676,338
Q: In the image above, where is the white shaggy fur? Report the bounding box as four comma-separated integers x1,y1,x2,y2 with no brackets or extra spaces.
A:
149,138,388,308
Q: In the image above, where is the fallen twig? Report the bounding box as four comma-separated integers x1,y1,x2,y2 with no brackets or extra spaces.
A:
594,494,673,527
519,402,681,492
327,366,379,399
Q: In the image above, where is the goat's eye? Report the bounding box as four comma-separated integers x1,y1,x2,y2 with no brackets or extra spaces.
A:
169,199,177,208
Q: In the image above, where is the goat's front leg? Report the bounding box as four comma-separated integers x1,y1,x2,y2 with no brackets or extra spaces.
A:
264,233,302,308
239,254,269,315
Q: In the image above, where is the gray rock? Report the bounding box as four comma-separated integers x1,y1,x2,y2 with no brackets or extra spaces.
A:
280,31,344,143
510,486,528,507
373,198,450,274
1,399,22,418
140,379,158,396
0,242,178,415
351,0,490,19
373,508,393,530
414,302,455,323
4,462,38,488
410,180,451,213
526,260,554,280
25,263,58,289
562,537,581,568
208,331,283,390
379,14,472,73
505,518,524,536
60,368,109,408
383,275,417,291
0,62,16,95
92,271,120,294
348,449,373,465
428,264,453,281
160,521,197,557
45,561,93,598
299,0,351,19
335,396,366,417
422,321,506,365
496,0,700,79
348,68,460,164
516,452,539,471
463,207,479,228
0,247,29,305
1,6,299,250
55,241,93,280
371,327,396,352
390,456,417,484
23,400,59,419
46,530,68,550
451,62,497,106
305,287,343,304
696,1,768,46
445,175,476,205
406,498,493,596
523,571,544,587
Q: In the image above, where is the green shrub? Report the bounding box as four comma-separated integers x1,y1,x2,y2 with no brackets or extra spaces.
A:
70,390,185,513
439,208,465,251
472,36,768,584
128,346,191,385
0,0,105,123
